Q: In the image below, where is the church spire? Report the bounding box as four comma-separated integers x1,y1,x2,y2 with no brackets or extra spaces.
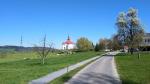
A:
67,35,70,40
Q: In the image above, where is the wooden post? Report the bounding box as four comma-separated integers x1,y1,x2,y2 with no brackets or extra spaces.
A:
138,53,140,59
67,65,69,72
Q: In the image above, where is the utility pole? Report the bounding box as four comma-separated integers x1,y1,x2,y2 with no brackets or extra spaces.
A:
20,35,23,47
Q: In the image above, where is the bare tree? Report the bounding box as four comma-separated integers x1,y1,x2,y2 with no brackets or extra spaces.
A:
33,35,53,64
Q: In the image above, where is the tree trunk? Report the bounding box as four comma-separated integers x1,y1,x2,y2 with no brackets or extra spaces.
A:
130,48,133,55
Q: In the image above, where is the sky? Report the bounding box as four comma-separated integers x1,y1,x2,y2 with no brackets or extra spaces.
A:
0,0,150,48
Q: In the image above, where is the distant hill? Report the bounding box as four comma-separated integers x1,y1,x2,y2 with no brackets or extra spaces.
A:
0,45,33,52
0,45,57,52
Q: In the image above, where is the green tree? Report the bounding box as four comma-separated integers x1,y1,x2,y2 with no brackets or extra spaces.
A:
92,42,95,50
95,43,100,51
76,37,93,51
112,35,121,50
99,38,108,50
107,39,113,50
116,8,144,54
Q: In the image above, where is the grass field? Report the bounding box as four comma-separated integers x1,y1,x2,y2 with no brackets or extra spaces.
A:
0,51,37,63
115,52,150,84
0,51,102,84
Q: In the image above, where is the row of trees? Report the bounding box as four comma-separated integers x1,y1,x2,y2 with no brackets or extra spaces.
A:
76,8,145,54
76,36,121,52
94,8,145,54
94,36,121,52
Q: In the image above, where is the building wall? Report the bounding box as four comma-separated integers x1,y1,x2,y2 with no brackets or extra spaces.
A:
141,36,150,47
62,44,75,50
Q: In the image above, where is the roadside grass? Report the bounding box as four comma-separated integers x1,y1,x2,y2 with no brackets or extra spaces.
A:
50,56,100,84
0,51,103,84
115,52,150,84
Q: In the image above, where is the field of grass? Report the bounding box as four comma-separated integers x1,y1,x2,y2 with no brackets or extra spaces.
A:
115,52,150,84
0,51,103,84
0,51,37,63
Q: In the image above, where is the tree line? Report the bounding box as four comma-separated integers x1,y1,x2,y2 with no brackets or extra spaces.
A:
77,7,146,55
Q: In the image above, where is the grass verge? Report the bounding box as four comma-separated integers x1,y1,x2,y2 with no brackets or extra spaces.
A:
115,52,150,84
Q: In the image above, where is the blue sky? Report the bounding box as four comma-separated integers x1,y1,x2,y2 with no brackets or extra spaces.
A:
0,0,150,48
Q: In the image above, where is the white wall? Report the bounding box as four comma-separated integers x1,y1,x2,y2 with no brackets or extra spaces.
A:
62,44,75,50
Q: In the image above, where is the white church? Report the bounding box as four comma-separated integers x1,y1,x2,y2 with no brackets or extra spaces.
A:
62,36,75,50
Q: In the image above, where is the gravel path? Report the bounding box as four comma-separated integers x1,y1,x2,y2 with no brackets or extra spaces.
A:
66,52,121,84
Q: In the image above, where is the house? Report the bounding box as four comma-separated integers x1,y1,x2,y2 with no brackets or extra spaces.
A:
141,33,150,50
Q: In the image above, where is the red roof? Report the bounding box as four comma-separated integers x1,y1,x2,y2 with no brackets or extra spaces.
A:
63,36,74,44
64,40,73,44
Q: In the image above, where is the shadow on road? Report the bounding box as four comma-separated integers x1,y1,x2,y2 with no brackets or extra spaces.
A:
68,72,138,84
103,55,115,56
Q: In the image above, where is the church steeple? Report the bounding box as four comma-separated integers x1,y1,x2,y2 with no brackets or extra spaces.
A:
67,35,70,40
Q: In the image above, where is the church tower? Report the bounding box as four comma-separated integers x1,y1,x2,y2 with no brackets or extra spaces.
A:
62,36,75,50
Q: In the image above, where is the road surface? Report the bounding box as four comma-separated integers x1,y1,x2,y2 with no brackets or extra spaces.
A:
66,52,121,84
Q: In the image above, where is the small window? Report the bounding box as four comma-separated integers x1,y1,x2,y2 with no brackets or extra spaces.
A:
145,39,147,43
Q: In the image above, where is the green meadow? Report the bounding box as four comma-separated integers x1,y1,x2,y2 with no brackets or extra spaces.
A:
116,52,150,84
0,51,102,84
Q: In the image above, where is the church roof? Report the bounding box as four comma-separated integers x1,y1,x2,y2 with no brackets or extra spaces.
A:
63,36,74,44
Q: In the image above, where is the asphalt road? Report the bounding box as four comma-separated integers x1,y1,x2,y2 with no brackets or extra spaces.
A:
66,52,121,84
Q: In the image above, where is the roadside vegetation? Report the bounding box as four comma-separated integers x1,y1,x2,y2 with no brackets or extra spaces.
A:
115,52,150,84
0,51,102,84
115,8,149,84
50,57,98,84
